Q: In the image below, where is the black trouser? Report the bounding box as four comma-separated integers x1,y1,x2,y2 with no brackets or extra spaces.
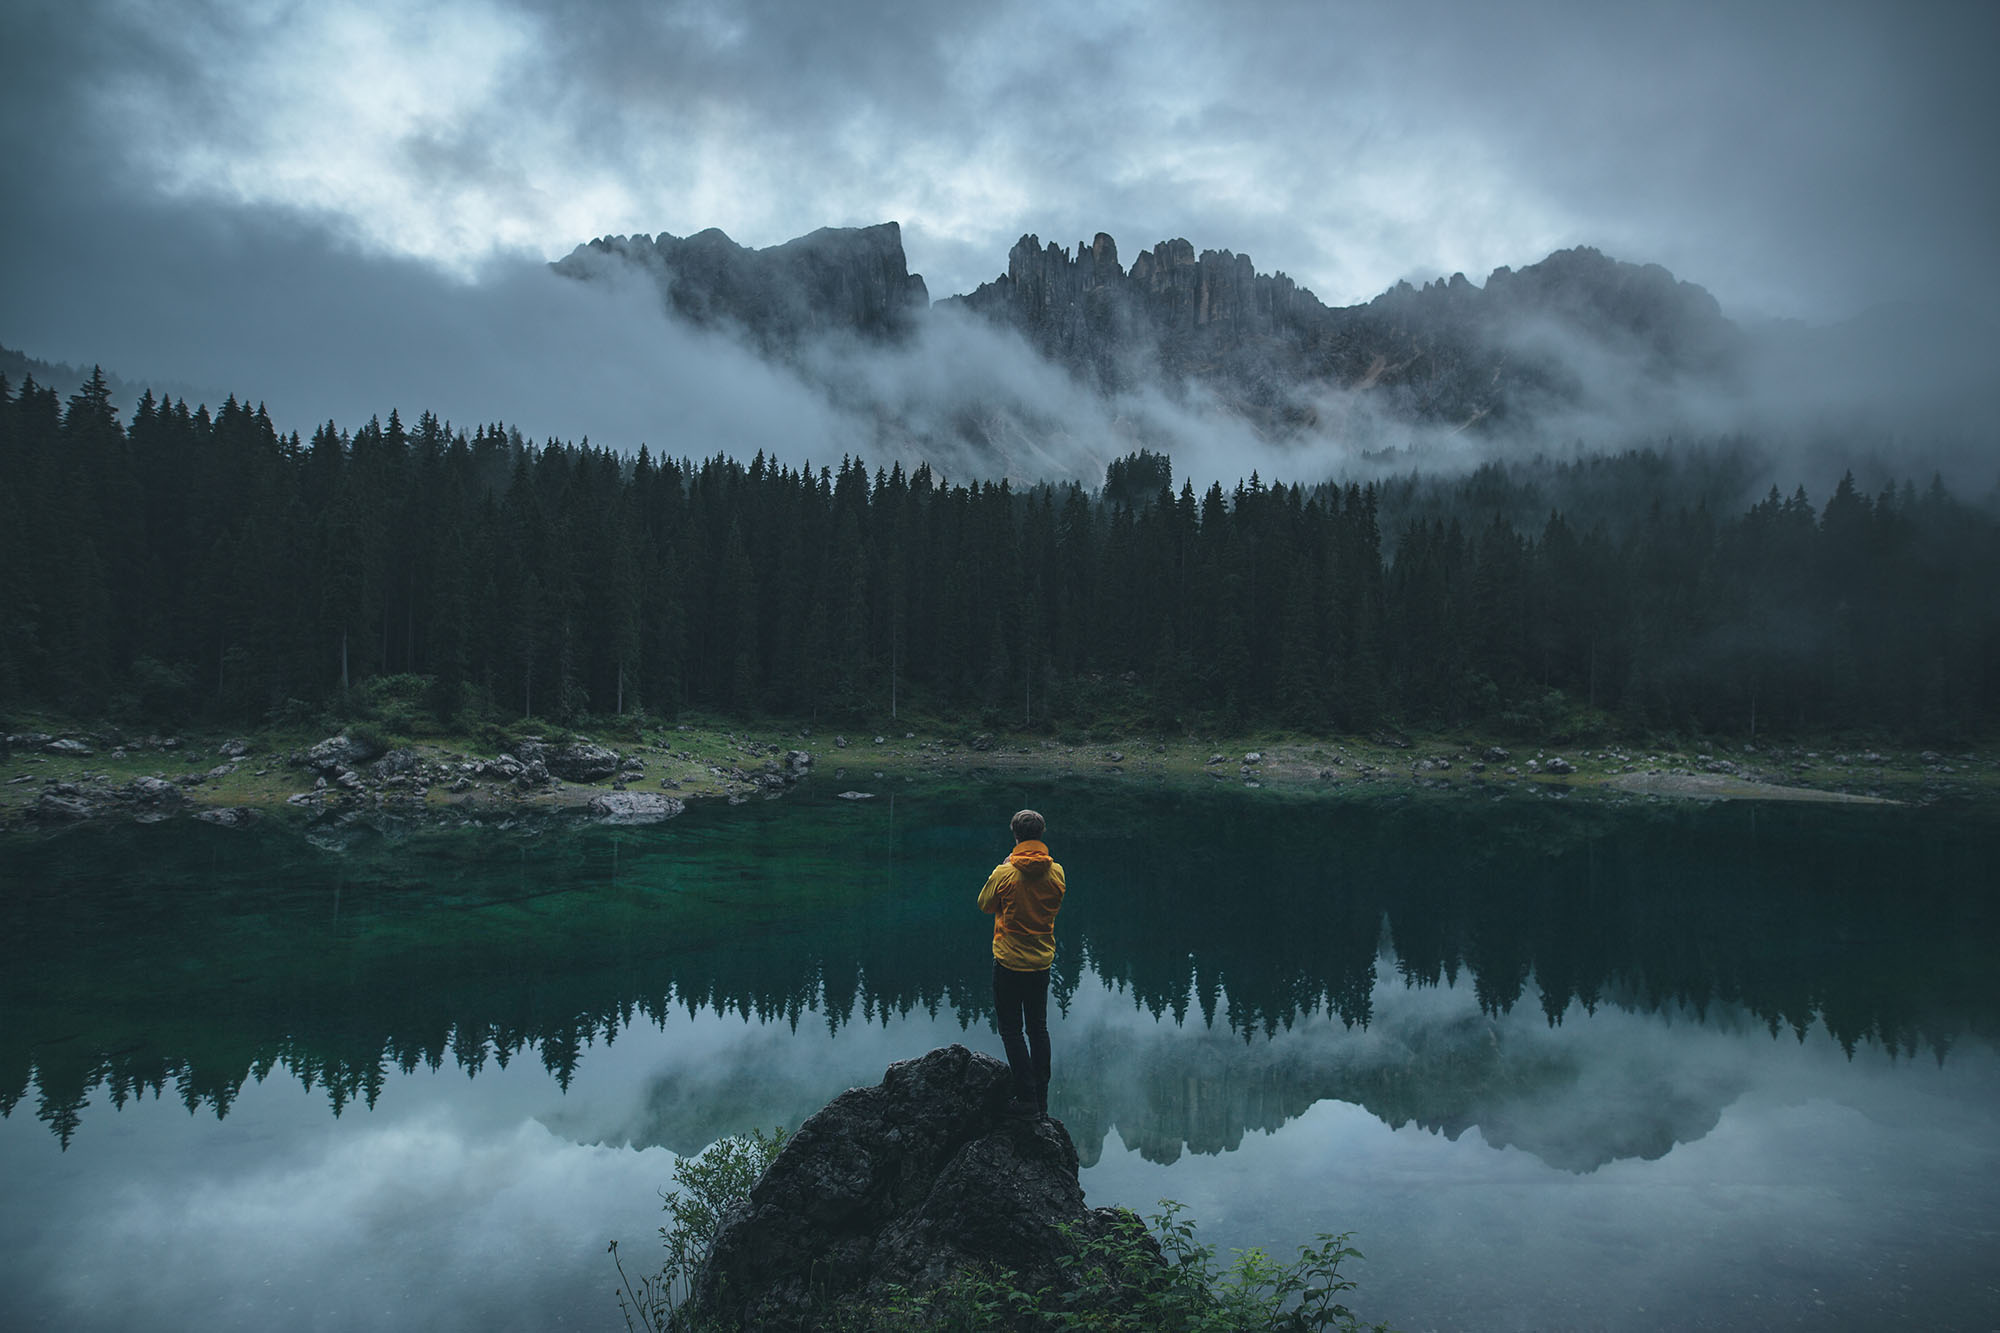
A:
992,960,1051,1107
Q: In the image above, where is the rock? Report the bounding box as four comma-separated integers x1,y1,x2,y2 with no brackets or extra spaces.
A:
32,793,96,821
126,776,184,804
217,738,252,758
834,736,849,749
335,769,365,792
303,732,385,773
485,753,527,780
195,806,258,828
785,750,814,774
1106,751,1123,763
206,763,237,779
1242,751,1262,764
1206,753,1224,765
546,740,620,782
587,791,685,824
370,748,419,779
44,738,92,757
836,791,876,800
1482,746,1512,763
969,735,993,752
1545,757,1577,775
690,1046,1159,1332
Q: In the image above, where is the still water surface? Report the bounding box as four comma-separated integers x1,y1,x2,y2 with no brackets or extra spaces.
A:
2,784,1996,1331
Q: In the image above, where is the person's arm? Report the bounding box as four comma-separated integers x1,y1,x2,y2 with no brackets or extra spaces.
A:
977,865,1009,914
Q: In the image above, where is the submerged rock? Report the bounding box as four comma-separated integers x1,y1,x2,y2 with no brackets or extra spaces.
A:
690,1045,1158,1332
586,791,684,824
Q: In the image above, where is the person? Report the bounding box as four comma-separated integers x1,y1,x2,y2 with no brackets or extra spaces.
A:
977,808,1066,1117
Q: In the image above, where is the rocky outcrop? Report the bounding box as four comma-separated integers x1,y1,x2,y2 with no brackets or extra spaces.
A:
951,234,1742,433
554,214,1750,440
556,222,929,352
689,1044,1159,1331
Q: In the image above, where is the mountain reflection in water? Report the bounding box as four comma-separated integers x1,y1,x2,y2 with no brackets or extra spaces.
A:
3,787,1992,1166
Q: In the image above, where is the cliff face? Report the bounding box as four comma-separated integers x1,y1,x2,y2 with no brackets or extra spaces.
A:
555,221,929,351
951,233,1742,432
555,216,1748,440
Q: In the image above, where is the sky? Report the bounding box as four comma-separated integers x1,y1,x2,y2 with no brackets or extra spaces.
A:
3,0,1996,468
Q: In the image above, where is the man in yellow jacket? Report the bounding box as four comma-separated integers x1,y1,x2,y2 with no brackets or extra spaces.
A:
978,808,1067,1116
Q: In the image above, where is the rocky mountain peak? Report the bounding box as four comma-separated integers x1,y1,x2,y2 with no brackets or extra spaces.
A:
554,220,928,352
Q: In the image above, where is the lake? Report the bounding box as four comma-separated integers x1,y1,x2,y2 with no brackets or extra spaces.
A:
3,782,1996,1331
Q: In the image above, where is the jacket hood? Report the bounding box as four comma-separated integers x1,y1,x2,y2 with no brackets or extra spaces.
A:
1008,840,1054,875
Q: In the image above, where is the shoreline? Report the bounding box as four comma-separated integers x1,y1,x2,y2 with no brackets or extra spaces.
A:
4,720,1990,830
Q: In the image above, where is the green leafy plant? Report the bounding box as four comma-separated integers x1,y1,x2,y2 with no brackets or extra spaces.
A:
612,1127,789,1333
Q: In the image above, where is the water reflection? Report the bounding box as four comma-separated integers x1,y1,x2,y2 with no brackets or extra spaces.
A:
3,791,1992,1155
2,786,1997,1332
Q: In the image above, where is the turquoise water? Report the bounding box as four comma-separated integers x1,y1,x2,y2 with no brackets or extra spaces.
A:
2,785,1996,1330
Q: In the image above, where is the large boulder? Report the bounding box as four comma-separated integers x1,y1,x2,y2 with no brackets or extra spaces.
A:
690,1045,1158,1331
303,732,386,773
546,740,620,782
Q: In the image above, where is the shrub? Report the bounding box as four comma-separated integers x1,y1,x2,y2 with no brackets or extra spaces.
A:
612,1128,789,1333
612,1132,1389,1333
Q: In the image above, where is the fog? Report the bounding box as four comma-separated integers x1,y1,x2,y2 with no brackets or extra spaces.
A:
4,0,1996,498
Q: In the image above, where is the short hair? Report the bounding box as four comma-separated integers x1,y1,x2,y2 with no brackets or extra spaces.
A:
1010,808,1045,842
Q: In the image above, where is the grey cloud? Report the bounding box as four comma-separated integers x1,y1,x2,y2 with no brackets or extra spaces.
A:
5,0,1996,486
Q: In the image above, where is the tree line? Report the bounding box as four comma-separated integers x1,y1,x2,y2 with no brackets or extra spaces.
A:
2,368,1995,739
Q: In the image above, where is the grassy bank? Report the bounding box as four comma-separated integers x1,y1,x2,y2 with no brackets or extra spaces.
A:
5,709,1996,826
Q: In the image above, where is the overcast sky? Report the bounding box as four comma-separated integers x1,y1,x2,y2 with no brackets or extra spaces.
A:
3,0,1996,449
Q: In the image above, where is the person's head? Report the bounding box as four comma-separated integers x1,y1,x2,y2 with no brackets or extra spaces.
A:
1010,808,1045,843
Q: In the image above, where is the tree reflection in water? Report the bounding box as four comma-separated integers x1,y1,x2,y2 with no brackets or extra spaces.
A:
2,787,1992,1156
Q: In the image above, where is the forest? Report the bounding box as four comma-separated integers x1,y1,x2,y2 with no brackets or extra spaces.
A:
2,368,1996,741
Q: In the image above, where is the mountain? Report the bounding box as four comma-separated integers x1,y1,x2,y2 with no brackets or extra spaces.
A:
950,234,1742,432
554,221,929,353
560,220,1755,442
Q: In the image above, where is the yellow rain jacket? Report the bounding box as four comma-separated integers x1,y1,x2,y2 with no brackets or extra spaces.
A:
978,839,1066,971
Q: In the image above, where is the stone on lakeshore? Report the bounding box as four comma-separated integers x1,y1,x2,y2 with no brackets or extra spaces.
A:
127,776,184,804
546,740,620,782
33,793,96,820
303,732,386,773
